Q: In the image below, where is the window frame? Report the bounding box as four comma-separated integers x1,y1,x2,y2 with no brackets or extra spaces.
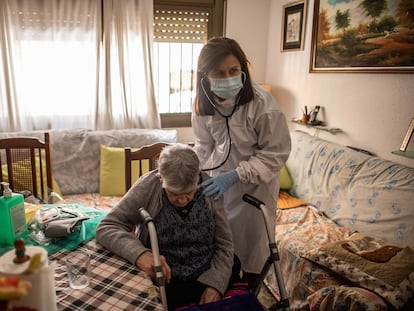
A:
154,0,226,128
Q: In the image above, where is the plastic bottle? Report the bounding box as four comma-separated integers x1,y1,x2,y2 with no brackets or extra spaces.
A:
0,182,28,245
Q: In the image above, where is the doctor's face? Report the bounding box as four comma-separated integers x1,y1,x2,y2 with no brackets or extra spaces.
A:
207,54,242,79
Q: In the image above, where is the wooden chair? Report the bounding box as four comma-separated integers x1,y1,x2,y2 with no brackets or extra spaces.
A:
0,133,53,202
124,143,169,191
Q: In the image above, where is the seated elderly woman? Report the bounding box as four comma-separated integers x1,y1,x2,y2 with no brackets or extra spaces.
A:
96,143,235,310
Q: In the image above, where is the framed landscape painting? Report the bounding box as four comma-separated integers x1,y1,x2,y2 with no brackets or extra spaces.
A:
310,0,414,73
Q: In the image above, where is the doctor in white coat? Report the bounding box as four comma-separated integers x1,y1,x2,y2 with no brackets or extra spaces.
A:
192,37,291,288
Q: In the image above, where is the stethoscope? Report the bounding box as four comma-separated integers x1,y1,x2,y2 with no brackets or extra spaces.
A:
200,73,245,171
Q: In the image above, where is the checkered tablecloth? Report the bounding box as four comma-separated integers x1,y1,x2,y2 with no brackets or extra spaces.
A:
50,239,163,311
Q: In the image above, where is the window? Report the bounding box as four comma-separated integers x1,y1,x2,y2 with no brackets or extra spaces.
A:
0,0,158,132
153,0,225,128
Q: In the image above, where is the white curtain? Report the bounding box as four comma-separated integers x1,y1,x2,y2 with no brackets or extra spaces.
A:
0,0,160,132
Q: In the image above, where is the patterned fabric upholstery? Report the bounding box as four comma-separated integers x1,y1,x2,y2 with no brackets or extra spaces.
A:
286,130,414,246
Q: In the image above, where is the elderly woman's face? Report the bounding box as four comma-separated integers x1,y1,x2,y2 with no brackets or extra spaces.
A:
165,188,197,208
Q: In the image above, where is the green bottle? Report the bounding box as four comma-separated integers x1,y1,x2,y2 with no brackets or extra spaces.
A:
0,182,27,245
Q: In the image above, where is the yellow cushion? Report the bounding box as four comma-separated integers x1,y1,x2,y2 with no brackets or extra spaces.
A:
1,152,62,199
99,145,149,196
280,165,293,190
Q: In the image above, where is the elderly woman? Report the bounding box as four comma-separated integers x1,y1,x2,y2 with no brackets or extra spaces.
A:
96,143,234,310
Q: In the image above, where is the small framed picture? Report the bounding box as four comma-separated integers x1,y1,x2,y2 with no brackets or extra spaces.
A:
281,0,307,52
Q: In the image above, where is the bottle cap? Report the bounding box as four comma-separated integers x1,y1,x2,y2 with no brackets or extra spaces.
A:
1,182,12,197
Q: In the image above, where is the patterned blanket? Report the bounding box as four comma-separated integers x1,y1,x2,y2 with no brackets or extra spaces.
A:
267,205,391,310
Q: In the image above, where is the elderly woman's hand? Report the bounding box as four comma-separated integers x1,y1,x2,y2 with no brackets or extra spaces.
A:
199,286,221,305
135,251,171,284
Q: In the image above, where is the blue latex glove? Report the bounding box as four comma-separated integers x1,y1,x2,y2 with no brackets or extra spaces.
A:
201,170,239,200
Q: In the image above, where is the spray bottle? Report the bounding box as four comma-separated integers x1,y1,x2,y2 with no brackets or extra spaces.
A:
0,182,27,245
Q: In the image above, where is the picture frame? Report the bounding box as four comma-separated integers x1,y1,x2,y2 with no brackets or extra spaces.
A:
392,117,414,159
399,117,414,152
281,0,307,52
310,0,414,73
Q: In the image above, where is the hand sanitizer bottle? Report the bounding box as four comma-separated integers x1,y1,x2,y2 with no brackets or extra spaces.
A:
0,182,27,245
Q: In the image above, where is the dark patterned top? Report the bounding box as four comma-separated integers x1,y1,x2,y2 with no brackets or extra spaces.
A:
154,189,215,281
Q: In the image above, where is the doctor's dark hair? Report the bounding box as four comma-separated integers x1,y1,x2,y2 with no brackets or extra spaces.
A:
194,37,254,116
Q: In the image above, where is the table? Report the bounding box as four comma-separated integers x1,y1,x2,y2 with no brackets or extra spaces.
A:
50,239,163,311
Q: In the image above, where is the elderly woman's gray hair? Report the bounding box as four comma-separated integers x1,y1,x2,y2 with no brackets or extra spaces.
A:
158,143,200,193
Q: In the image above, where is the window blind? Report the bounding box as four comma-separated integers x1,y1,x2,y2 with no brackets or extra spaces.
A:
154,8,209,43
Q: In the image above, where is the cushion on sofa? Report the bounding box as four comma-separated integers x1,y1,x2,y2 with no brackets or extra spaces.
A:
277,191,306,209
99,145,149,196
302,235,414,309
286,130,414,246
279,165,293,190
306,285,391,311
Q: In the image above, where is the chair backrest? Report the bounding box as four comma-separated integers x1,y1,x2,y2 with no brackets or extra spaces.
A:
124,142,169,191
0,133,53,202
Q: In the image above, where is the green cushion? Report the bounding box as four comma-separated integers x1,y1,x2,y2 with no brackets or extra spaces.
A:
280,165,293,190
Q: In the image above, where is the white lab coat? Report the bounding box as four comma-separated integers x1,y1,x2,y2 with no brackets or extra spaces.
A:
192,83,291,273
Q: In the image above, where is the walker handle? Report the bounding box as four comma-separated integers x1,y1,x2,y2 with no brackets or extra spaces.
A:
138,208,153,224
242,193,265,210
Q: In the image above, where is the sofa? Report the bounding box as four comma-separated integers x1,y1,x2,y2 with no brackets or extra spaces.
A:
268,130,414,310
0,128,178,208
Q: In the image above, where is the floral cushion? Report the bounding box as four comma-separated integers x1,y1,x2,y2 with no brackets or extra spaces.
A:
307,285,391,311
302,236,414,309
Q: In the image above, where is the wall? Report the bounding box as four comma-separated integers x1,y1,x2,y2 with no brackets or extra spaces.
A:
225,0,271,81
178,0,414,168
266,0,414,167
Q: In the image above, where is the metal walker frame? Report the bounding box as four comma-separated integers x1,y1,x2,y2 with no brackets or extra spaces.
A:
243,194,290,311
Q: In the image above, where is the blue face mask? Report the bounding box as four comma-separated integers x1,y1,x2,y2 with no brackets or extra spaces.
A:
209,74,243,99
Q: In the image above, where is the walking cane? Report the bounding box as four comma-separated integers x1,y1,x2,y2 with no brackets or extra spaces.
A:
138,208,168,311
